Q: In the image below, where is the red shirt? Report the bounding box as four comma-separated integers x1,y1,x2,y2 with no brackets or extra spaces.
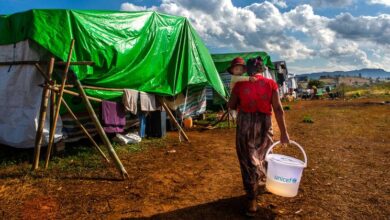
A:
230,75,278,114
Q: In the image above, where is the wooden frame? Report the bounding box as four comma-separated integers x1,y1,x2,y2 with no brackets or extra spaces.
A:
6,39,191,179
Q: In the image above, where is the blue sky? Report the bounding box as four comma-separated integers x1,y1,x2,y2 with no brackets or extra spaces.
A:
1,0,390,74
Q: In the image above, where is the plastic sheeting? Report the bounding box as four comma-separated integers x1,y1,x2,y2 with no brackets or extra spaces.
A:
0,40,62,148
287,77,298,89
0,10,226,99
211,52,275,74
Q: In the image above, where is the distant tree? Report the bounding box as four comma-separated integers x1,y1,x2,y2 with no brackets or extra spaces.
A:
338,83,346,98
308,80,325,89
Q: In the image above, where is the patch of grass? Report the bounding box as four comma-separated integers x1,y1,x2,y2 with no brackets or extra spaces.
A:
0,146,34,167
50,145,102,171
283,105,291,110
340,82,390,99
303,115,314,123
215,121,236,129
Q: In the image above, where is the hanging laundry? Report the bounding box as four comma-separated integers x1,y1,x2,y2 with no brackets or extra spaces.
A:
176,86,207,119
123,89,139,115
140,92,158,111
101,101,126,133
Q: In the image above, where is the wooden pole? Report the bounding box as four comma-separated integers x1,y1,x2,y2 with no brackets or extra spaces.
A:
50,81,57,138
73,76,129,179
160,101,190,142
46,85,103,103
214,111,228,125
227,110,231,128
32,58,55,170
61,99,110,163
44,39,75,169
48,59,56,167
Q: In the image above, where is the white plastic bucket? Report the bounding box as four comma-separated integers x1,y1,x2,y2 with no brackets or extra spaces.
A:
265,141,307,197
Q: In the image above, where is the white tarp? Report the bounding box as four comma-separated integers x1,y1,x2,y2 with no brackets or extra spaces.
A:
0,40,62,148
264,67,275,81
287,77,298,89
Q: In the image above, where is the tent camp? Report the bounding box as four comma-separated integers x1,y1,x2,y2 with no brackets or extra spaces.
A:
0,9,227,149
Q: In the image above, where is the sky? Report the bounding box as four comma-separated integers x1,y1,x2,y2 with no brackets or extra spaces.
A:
1,0,390,74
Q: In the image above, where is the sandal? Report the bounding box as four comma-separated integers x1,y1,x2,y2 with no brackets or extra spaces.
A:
245,209,258,217
245,199,259,217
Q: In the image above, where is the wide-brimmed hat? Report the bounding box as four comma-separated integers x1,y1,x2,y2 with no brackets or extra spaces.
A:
227,57,247,74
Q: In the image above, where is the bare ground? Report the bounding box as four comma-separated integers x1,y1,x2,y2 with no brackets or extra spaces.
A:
0,98,389,219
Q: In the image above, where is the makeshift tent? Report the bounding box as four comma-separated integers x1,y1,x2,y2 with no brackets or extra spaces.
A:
287,74,298,90
0,41,63,148
0,9,226,147
0,9,227,177
212,52,275,73
272,61,289,96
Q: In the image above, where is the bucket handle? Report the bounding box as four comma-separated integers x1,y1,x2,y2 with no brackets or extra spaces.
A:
265,141,307,168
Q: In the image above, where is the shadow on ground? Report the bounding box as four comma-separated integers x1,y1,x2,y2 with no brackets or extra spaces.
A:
123,196,276,220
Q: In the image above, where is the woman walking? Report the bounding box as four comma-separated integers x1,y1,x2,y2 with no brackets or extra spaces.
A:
228,57,290,216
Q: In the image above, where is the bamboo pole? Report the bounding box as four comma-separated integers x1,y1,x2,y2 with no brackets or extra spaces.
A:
50,91,55,144
48,60,56,166
0,61,94,66
227,110,231,128
61,99,110,163
160,101,190,142
44,39,75,169
73,76,129,179
45,85,103,103
32,58,55,170
209,110,228,127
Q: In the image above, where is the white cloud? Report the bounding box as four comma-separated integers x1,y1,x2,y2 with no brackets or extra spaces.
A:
271,0,288,8
328,13,390,45
367,0,390,6
120,0,390,73
312,0,353,7
120,2,147,11
121,0,314,61
284,4,335,46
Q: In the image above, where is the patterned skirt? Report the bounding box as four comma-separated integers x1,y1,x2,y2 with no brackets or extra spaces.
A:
236,111,273,199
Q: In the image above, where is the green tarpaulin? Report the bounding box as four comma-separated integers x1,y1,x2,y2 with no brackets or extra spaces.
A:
0,9,226,99
211,52,274,73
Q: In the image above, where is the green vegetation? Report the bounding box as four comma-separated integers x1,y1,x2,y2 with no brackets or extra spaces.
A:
308,80,325,89
283,105,291,111
332,82,390,99
194,112,237,128
303,115,314,123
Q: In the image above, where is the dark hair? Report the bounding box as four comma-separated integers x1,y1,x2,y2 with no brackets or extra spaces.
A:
246,56,264,76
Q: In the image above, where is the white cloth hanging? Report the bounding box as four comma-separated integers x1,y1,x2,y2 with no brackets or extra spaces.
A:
140,92,157,112
123,89,139,115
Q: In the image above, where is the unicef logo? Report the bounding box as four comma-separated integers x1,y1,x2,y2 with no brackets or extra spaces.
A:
274,175,298,183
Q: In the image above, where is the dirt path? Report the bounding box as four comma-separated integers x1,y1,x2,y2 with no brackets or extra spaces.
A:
0,98,389,219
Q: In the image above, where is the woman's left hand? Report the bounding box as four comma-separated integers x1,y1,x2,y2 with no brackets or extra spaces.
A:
280,132,290,145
